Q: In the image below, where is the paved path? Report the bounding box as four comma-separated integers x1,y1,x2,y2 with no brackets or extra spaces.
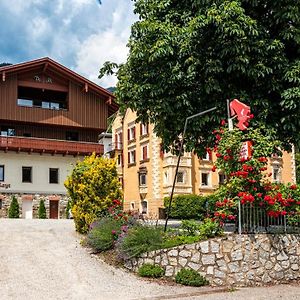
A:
0,219,299,300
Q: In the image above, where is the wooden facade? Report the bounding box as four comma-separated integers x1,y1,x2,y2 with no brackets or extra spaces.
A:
0,57,117,155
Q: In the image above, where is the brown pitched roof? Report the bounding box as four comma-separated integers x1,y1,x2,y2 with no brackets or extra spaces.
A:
0,57,118,114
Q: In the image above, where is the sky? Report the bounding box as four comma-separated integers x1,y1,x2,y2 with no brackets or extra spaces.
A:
0,0,137,88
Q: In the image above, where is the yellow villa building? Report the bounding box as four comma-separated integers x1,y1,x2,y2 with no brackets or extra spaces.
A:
112,109,297,217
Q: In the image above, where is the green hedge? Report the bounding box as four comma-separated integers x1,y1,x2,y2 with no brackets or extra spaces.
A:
164,194,207,220
164,193,221,220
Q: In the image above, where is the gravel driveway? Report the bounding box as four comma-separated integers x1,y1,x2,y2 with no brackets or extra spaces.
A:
0,219,299,300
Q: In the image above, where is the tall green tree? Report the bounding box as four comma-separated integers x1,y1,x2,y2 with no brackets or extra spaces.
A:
101,0,300,155
8,196,19,218
38,199,47,219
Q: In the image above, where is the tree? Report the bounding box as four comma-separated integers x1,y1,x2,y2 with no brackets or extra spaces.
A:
8,196,19,218
0,63,12,67
296,149,300,184
101,0,300,155
38,199,47,219
64,154,122,233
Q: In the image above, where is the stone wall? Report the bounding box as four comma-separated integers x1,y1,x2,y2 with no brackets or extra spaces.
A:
125,234,300,287
0,193,70,219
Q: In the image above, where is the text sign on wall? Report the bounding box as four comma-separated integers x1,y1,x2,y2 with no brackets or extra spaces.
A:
240,141,252,160
0,183,11,189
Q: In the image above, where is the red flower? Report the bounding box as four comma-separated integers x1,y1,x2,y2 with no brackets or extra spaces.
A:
212,165,217,172
216,153,222,158
258,157,268,162
221,119,226,126
290,184,297,190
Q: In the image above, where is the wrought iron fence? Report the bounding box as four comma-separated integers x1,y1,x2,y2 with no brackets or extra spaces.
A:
237,203,300,234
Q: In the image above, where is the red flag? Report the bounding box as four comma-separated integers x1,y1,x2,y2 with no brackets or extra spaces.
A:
230,99,251,130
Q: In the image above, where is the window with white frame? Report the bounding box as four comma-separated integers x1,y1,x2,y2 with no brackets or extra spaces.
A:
128,149,136,164
141,200,148,214
219,173,226,185
127,125,136,141
0,165,4,182
114,131,122,150
201,172,211,187
176,171,184,183
141,144,149,161
164,171,169,185
139,173,147,186
117,154,122,166
201,152,211,161
140,123,149,136
272,165,281,183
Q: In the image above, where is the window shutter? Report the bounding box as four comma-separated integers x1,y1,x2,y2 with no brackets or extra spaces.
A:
140,123,143,135
143,146,146,160
121,153,124,166
127,128,130,141
133,150,136,162
120,132,123,148
133,127,136,139
159,143,164,159
128,152,130,164
146,123,149,134
209,152,212,161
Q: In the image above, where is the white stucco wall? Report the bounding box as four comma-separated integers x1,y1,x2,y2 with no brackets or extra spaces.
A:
0,152,80,194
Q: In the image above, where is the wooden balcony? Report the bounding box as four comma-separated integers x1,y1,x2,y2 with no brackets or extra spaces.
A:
0,136,103,156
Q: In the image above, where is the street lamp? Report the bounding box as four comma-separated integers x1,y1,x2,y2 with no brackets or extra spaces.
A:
164,106,217,232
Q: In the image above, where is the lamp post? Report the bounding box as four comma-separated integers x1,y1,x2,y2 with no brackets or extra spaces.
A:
164,106,217,232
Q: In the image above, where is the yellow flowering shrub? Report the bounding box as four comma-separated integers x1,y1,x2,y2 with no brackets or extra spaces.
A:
65,153,122,233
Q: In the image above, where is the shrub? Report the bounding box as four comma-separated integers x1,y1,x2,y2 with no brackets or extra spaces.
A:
138,264,164,278
64,154,122,233
118,225,163,259
65,200,71,219
8,196,19,218
181,220,200,236
87,217,122,252
175,269,209,286
38,199,47,219
198,218,223,238
164,194,207,220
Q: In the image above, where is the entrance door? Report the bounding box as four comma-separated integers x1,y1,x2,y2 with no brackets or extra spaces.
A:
22,200,33,219
49,200,59,219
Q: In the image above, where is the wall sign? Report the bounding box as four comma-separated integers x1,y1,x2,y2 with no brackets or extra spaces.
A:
240,141,252,160
0,183,11,189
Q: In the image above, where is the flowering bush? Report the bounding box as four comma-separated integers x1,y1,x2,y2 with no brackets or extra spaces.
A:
210,122,299,225
64,154,122,233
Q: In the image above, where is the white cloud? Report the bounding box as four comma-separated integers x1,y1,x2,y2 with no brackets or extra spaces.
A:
74,1,136,87
0,0,137,89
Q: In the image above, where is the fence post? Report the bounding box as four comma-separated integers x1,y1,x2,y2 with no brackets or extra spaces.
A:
238,200,242,235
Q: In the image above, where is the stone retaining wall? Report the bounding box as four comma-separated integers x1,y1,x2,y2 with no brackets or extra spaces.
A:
0,193,70,218
125,234,300,287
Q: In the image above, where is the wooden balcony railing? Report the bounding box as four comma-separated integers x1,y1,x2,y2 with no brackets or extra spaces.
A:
0,136,103,156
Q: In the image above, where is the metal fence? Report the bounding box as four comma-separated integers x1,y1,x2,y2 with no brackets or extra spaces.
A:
237,203,300,234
